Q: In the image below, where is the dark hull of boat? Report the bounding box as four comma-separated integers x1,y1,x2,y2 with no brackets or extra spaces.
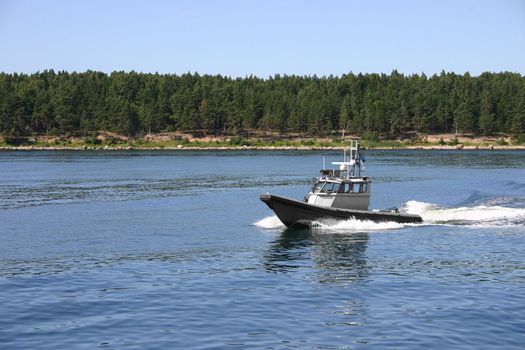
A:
260,194,423,228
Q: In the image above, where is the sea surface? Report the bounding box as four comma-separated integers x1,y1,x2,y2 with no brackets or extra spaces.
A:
1,149,524,349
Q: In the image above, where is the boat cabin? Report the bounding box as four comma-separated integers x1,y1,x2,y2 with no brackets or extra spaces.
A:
305,139,371,211
307,177,370,210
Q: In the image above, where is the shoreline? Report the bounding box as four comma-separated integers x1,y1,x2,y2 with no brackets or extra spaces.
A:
2,145,525,151
2,132,524,151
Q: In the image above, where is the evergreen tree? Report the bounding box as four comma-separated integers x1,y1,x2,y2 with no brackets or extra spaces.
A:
0,71,523,138
512,89,525,136
478,92,496,135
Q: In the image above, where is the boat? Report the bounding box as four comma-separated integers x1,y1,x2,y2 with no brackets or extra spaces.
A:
260,139,423,228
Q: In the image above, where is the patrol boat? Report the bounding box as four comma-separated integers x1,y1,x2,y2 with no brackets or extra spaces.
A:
260,139,423,227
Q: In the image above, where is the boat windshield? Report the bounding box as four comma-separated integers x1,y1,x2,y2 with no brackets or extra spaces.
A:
312,182,325,193
313,181,340,194
323,182,340,193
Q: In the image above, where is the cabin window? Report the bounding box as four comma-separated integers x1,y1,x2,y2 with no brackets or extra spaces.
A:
312,182,326,193
339,182,367,193
340,183,351,193
323,182,340,193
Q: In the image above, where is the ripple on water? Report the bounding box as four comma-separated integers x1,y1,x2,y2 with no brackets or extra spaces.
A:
0,175,310,210
1,150,525,349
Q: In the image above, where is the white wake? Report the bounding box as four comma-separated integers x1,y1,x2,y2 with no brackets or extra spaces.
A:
402,200,525,227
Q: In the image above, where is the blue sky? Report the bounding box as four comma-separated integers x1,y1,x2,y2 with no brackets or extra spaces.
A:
0,0,524,76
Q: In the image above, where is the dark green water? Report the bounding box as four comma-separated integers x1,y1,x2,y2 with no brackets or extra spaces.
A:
1,150,524,349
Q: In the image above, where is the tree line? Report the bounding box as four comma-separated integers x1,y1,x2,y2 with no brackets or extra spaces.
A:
1,70,524,138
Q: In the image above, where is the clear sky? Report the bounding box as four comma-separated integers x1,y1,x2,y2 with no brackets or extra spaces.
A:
0,0,524,77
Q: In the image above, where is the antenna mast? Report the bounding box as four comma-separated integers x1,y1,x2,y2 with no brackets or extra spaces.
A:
332,138,365,179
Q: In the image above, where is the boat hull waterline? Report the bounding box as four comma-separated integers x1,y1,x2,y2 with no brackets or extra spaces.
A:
260,194,423,228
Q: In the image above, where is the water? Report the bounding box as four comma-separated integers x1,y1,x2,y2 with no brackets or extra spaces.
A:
1,150,524,349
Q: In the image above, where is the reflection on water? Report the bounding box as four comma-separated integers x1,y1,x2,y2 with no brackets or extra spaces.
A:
311,231,369,284
263,228,312,272
265,228,369,284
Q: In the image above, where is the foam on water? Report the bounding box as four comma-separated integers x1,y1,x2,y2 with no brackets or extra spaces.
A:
254,215,286,229
255,200,525,231
311,218,407,232
253,215,407,231
403,200,525,227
